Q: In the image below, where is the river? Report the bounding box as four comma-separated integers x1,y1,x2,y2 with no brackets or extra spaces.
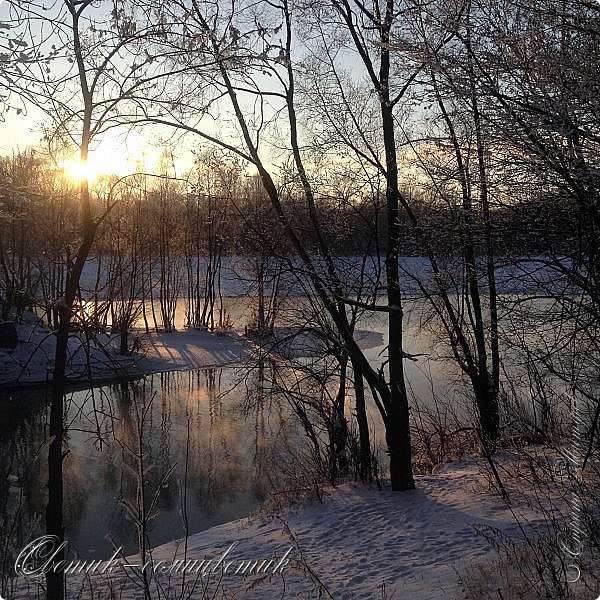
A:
0,293,540,580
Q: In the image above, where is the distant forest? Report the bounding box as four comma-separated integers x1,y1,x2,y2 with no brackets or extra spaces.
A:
0,148,581,267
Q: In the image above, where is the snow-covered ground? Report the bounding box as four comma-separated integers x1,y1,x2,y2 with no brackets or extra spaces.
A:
8,456,554,599
0,320,252,386
0,315,385,386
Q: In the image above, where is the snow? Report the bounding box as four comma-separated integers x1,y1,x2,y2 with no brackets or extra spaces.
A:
0,316,381,386
9,456,549,599
0,321,252,387
70,254,568,300
248,327,384,359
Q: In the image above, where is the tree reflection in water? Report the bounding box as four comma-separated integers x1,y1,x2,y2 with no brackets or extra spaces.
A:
0,362,303,597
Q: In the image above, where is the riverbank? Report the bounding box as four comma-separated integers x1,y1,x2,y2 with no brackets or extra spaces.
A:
8,454,564,599
0,317,386,388
0,319,252,387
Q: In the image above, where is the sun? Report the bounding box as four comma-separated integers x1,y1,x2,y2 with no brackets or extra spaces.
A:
62,159,97,182
58,143,192,184
61,149,139,183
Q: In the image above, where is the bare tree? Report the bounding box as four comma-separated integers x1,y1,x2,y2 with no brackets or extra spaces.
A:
5,1,176,596
132,0,415,489
0,151,45,321
445,0,600,437
184,150,238,331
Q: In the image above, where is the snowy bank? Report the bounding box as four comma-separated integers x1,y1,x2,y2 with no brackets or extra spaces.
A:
9,457,551,599
0,318,386,387
0,322,252,387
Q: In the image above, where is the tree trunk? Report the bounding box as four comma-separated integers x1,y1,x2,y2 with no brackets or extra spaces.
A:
45,313,68,600
351,355,371,481
380,25,415,489
120,326,129,355
474,374,500,448
331,354,349,480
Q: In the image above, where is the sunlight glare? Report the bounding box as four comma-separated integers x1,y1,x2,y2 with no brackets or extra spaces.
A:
61,150,139,183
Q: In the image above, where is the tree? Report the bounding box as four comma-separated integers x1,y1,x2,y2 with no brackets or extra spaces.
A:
6,1,173,596
134,0,415,489
0,150,45,321
453,0,600,436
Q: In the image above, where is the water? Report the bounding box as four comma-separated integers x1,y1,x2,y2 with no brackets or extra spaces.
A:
0,364,304,563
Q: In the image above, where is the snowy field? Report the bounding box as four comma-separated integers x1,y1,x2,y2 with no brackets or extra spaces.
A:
71,254,570,299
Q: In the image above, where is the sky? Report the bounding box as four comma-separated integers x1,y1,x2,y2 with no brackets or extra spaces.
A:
0,104,43,154
0,1,50,154
0,0,358,182
0,100,194,180
0,0,201,180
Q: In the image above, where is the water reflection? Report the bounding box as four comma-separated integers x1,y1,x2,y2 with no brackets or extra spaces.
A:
0,363,303,578
0,398,46,593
